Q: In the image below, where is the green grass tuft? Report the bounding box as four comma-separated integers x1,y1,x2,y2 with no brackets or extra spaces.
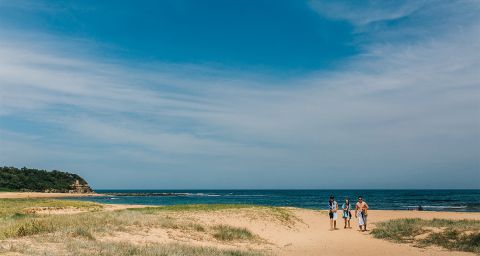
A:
213,225,254,241
371,218,425,242
420,229,480,253
372,218,480,253
0,198,102,219
4,219,54,238
70,227,95,240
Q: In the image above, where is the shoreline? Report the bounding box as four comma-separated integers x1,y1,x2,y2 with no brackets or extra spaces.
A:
1,192,478,213
0,192,105,198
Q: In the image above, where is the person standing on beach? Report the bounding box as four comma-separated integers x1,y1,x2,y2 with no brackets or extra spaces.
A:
328,195,338,230
342,197,352,229
355,196,369,231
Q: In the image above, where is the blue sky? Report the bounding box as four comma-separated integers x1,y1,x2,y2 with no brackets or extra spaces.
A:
0,0,479,189
0,0,355,70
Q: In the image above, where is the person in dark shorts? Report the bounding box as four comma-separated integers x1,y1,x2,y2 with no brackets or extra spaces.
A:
328,195,338,230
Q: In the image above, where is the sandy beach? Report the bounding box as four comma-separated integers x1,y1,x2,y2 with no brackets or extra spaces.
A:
267,208,479,256
1,194,478,256
127,207,478,256
0,192,104,199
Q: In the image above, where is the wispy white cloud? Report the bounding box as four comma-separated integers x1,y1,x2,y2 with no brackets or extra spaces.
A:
309,0,480,48
1,1,479,188
309,0,425,26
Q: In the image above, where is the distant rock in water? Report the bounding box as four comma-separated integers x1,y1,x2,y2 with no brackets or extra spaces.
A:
0,166,93,193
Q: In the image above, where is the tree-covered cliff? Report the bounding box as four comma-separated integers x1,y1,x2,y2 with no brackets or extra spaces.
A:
0,166,93,193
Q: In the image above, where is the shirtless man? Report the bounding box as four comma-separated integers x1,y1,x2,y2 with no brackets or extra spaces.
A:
355,196,369,231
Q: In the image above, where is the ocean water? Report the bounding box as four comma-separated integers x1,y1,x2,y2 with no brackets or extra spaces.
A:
72,190,480,212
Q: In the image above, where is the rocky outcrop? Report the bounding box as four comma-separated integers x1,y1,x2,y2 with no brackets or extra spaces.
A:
69,179,93,193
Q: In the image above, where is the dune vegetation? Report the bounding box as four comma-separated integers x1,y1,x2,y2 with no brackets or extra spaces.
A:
371,218,480,253
0,198,102,219
4,240,264,256
127,204,296,224
212,225,255,241
0,199,281,256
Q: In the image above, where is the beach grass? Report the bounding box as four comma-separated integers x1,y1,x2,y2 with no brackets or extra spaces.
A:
0,207,261,241
4,239,264,256
0,199,268,255
1,210,192,239
0,198,102,219
213,225,255,241
128,204,296,224
371,218,480,253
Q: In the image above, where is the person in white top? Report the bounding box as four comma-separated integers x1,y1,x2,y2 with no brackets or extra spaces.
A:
328,195,338,230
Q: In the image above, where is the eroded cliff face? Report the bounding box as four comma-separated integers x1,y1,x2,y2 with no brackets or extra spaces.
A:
69,179,93,193
42,180,93,193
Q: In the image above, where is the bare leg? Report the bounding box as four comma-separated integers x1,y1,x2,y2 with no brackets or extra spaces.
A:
334,220,337,229
330,219,333,230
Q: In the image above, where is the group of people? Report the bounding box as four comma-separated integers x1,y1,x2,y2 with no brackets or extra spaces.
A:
328,195,369,231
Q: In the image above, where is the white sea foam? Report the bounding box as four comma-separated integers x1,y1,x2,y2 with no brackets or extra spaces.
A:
406,205,467,209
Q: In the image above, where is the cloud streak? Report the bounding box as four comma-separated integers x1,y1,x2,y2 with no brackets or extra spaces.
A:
309,0,425,26
1,1,479,189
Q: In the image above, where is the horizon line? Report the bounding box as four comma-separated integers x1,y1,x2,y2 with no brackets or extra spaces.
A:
93,188,480,191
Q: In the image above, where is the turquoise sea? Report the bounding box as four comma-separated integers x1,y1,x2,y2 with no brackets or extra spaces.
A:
73,189,480,212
